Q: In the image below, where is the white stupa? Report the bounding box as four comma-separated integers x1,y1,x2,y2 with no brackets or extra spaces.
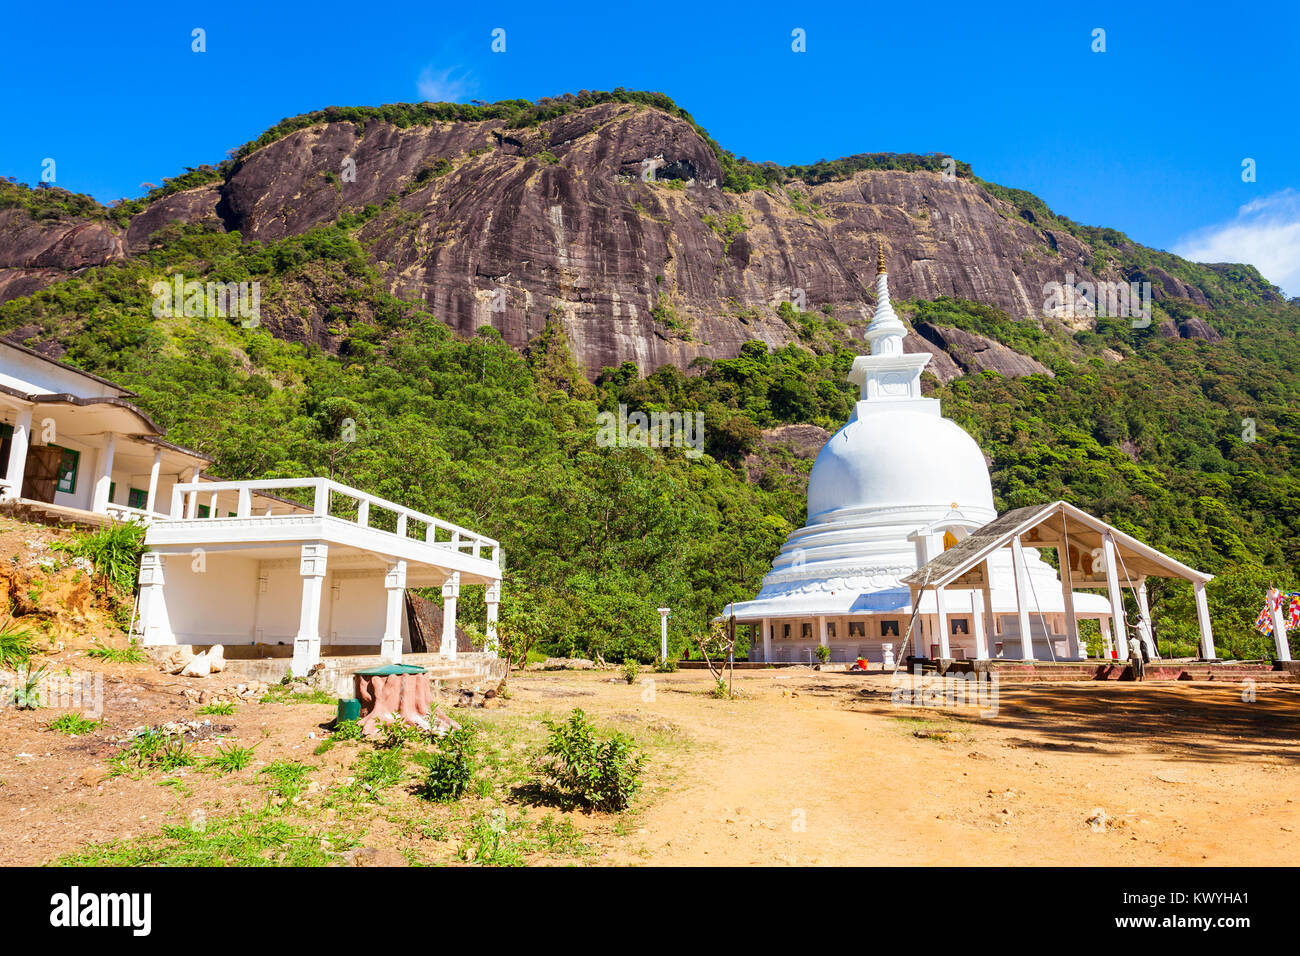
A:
728,249,1111,663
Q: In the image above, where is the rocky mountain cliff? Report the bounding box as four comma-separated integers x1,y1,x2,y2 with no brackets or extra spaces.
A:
0,95,1282,375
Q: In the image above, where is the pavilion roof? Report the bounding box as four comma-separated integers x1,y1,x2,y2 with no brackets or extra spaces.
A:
900,500,1211,590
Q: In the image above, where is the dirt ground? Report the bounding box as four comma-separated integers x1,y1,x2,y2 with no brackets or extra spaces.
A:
1,658,1297,866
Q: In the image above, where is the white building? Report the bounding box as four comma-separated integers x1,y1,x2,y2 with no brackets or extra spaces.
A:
0,339,218,523
137,478,503,675
729,251,1123,664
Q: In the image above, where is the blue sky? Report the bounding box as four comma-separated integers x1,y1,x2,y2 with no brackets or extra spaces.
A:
5,0,1298,293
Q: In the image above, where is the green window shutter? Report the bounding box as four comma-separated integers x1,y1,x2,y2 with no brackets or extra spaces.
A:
197,504,210,518
128,487,148,509
55,448,80,494
108,481,116,503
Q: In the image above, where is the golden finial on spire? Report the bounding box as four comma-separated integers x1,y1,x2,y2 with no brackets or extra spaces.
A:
877,246,887,275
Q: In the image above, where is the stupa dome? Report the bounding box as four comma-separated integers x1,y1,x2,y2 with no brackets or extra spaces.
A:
807,408,996,521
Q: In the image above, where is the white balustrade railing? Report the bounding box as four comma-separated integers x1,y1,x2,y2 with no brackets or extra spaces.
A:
166,477,500,564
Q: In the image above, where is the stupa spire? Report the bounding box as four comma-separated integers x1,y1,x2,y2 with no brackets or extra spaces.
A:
864,245,905,356
847,244,935,410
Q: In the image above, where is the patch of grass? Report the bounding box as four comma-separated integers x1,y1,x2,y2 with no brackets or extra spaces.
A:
53,808,358,866
47,713,100,735
458,810,588,866
110,727,195,777
197,701,235,716
0,609,35,667
9,664,47,709
260,686,336,706
258,760,312,799
49,521,145,595
85,641,146,664
206,742,257,774
333,749,406,804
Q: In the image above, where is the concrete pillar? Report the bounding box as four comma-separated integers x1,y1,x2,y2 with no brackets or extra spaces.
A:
1194,581,1215,660
136,551,168,644
92,433,116,512
485,581,501,655
1059,543,1082,659
1011,535,1034,661
1136,578,1157,659
440,572,460,656
1268,592,1292,663
980,562,997,640
935,586,951,659
185,467,200,519
3,408,32,501
971,591,989,660
658,607,670,661
144,448,162,515
761,616,771,663
291,543,328,675
817,615,828,649
1101,532,1129,660
381,560,407,662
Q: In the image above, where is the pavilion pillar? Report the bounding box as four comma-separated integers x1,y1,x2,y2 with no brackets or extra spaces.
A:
1011,535,1035,661
980,562,997,640
291,543,328,675
970,591,989,660
91,433,116,512
761,617,771,664
1193,581,1215,660
1059,542,1082,659
907,587,920,659
2,407,32,502
440,572,460,656
381,559,406,662
1101,532,1129,660
935,586,951,659
1136,578,1156,659
817,615,828,650
484,581,501,655
144,448,163,515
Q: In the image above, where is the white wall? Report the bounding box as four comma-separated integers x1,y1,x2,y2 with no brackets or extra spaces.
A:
153,552,260,645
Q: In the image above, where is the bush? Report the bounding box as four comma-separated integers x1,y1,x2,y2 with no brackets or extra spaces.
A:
539,708,645,812
50,522,146,596
622,659,640,684
418,727,478,802
652,656,678,673
814,644,831,664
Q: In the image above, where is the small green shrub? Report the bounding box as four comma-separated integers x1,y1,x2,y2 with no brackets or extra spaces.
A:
622,659,640,684
111,727,194,776
375,715,423,749
331,718,364,740
652,656,678,673
539,708,645,812
0,610,35,667
418,727,478,802
814,644,831,664
9,664,46,710
48,712,100,735
197,701,235,716
206,742,256,774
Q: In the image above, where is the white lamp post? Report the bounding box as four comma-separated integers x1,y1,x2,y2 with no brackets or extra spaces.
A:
658,607,670,661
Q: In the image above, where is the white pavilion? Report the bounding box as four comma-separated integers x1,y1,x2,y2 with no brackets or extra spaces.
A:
727,250,1183,665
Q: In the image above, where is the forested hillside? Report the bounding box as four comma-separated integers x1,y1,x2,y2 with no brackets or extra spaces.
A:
0,93,1296,661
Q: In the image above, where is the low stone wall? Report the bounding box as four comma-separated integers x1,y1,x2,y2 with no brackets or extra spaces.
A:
147,646,507,698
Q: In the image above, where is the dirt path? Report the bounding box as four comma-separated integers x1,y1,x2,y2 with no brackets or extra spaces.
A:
568,669,1300,866
3,661,1296,866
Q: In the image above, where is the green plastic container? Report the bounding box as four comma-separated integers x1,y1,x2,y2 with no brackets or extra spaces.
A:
336,698,361,722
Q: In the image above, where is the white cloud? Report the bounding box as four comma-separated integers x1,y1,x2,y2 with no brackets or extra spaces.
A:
416,67,473,103
1173,189,1300,298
